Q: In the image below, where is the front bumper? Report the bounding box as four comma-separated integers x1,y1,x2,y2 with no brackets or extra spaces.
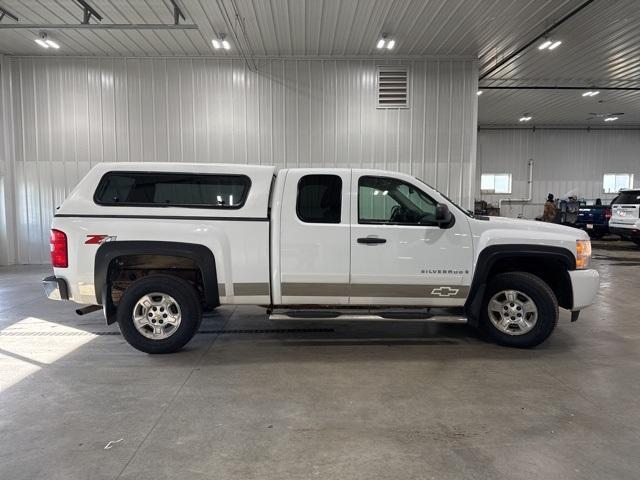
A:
569,269,599,310
42,275,70,301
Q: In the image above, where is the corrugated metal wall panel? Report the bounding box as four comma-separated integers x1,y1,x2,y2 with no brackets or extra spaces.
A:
477,128,640,219
0,55,18,265
4,56,478,265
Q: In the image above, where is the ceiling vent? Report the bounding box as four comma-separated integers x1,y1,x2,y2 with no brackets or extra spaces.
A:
376,65,409,109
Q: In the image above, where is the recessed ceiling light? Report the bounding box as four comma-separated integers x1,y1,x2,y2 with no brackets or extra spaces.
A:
212,34,230,50
477,90,483,95
538,39,561,51
538,40,552,50
376,33,395,50
582,90,600,97
35,32,59,49
519,115,532,122
604,116,618,122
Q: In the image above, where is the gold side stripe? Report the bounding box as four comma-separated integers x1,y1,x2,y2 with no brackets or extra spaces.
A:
281,283,469,299
233,283,270,296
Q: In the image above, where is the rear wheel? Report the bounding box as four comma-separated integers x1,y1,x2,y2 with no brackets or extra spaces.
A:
481,272,558,348
117,274,202,354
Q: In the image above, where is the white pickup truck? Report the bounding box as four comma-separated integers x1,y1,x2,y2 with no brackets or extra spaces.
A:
43,163,599,353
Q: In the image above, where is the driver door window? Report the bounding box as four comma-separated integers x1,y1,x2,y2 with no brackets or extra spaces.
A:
358,176,437,225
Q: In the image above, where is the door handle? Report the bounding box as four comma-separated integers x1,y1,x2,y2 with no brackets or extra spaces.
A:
357,237,387,244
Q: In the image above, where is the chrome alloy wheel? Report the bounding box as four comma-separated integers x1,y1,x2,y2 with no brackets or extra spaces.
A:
488,289,538,336
132,292,182,340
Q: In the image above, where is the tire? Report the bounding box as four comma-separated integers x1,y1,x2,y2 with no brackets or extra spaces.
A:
587,231,604,240
480,272,558,348
633,239,640,248
116,274,202,354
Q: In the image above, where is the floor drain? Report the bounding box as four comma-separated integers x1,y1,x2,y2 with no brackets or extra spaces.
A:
0,328,335,337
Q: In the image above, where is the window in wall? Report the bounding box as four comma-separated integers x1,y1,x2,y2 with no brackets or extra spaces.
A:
603,173,634,193
296,174,342,223
480,173,512,194
358,176,438,225
94,172,251,208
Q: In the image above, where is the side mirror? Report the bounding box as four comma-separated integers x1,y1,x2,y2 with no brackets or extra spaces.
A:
435,203,453,227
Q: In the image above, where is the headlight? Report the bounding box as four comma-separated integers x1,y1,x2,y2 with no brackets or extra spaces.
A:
576,239,592,269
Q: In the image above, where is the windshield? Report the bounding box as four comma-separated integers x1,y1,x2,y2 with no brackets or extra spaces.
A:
416,178,474,218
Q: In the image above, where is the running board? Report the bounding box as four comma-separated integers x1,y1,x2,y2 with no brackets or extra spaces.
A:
269,311,467,324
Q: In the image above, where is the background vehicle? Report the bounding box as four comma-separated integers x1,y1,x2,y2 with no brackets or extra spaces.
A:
575,198,613,239
43,163,599,353
610,189,640,247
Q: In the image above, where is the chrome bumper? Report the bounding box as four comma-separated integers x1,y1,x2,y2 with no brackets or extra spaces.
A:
42,275,69,301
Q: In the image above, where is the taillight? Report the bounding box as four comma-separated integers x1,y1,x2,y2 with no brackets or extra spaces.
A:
50,229,68,268
605,210,612,220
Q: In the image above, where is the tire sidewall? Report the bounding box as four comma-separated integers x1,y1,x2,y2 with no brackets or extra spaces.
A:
117,275,202,354
481,272,558,348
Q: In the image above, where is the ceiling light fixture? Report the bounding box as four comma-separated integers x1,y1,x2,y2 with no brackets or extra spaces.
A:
582,90,600,97
604,116,618,122
477,90,483,95
376,33,395,50
538,40,552,50
538,38,561,51
35,32,59,49
212,33,230,50
519,115,532,122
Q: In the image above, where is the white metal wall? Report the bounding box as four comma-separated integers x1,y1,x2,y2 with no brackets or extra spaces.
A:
477,128,640,218
2,56,478,265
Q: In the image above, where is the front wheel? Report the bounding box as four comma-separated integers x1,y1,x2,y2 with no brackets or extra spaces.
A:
481,272,558,348
117,274,202,354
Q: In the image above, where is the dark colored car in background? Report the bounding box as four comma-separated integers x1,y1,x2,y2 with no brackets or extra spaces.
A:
575,198,615,239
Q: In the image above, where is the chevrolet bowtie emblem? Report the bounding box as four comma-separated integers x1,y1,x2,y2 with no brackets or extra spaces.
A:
430,286,460,297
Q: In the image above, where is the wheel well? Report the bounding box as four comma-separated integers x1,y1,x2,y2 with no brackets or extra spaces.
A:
95,241,220,314
486,257,573,309
107,254,207,306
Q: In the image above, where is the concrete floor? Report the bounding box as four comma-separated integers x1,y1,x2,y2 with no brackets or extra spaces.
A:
1,239,640,480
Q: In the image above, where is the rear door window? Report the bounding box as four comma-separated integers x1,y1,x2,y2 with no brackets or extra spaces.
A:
296,174,342,223
94,172,251,208
615,192,640,205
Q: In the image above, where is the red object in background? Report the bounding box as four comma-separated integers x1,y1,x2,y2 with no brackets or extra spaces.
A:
605,209,612,220
50,229,68,268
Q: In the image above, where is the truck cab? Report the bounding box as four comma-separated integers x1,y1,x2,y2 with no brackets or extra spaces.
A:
43,163,600,353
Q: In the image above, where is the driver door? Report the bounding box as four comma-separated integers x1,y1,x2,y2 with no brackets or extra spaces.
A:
349,170,473,306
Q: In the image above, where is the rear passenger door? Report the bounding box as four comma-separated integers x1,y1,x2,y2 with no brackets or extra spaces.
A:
279,169,351,305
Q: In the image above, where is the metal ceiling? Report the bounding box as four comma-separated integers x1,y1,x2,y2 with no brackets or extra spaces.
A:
0,0,639,125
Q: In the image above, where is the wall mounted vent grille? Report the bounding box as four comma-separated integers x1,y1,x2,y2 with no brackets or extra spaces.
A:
376,65,409,108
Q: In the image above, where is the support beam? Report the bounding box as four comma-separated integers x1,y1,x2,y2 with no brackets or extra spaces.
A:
479,86,640,92
75,0,103,24
0,23,198,30
170,0,186,25
0,5,18,22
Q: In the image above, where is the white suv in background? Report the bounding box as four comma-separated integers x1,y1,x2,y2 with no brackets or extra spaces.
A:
610,189,640,247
